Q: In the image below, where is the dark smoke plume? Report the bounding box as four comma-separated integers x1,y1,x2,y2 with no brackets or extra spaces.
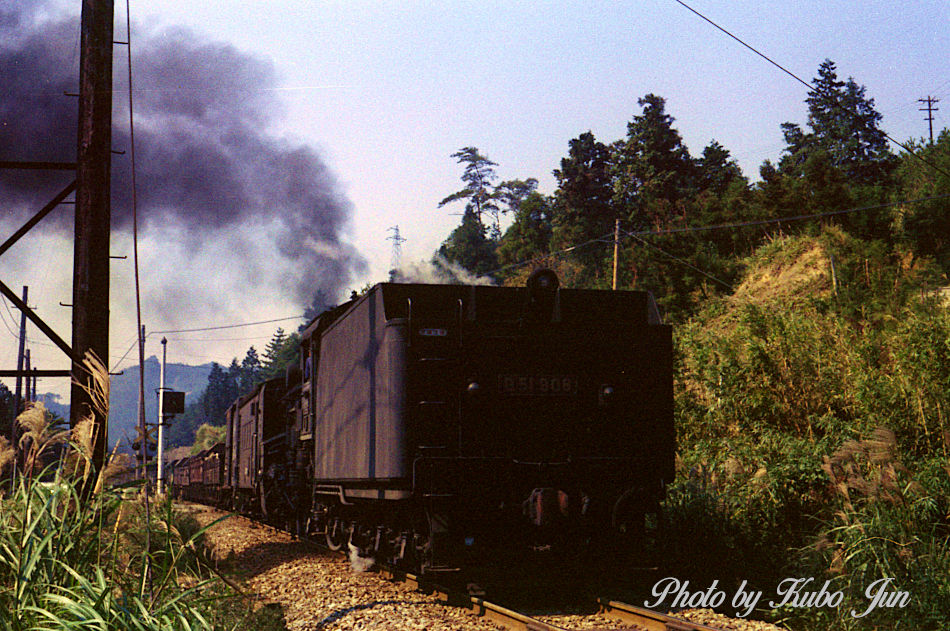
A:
0,2,364,305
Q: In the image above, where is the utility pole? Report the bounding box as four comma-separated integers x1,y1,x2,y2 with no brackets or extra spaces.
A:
14,286,28,419
137,325,147,479
70,0,114,475
156,337,167,495
24,350,31,403
919,96,940,145
612,219,621,290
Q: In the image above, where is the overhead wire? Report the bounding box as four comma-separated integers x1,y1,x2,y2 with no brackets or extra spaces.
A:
626,193,950,237
485,192,950,276
625,231,733,290
160,334,277,343
487,231,616,276
671,0,950,180
149,315,306,335
0,296,21,340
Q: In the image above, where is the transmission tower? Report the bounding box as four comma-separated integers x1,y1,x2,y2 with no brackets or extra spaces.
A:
387,225,406,272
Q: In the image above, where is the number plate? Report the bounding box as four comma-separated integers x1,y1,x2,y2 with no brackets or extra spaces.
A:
497,374,577,396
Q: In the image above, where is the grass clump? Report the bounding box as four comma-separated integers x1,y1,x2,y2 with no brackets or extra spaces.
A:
0,352,286,631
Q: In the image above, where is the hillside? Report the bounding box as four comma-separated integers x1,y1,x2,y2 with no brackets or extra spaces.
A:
669,228,950,628
38,356,212,450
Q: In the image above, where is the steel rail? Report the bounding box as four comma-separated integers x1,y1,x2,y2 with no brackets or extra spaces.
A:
598,598,727,631
379,568,571,631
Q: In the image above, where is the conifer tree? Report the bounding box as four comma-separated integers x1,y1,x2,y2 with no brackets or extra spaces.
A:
780,59,893,185
439,147,501,235
612,94,695,229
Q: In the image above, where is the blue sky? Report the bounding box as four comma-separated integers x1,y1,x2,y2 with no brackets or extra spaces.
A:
1,0,947,398
134,0,948,272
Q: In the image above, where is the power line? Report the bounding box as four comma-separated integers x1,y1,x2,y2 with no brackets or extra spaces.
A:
487,193,950,275
671,0,950,180
488,231,616,276
149,315,306,335
160,334,276,343
625,231,733,290
627,193,950,237
0,295,20,340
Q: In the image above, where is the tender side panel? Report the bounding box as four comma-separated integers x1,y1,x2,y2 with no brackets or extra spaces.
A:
314,288,408,482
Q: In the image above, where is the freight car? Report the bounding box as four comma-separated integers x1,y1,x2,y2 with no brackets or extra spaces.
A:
172,442,225,506
175,270,674,572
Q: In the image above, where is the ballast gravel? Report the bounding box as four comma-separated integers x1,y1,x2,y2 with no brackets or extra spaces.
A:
189,506,506,631
188,505,784,631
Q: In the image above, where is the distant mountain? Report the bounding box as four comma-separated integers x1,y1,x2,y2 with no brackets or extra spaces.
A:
37,356,212,450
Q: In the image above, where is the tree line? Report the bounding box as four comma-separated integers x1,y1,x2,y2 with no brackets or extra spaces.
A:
435,59,948,320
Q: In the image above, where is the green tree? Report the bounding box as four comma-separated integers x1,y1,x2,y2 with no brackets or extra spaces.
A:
262,328,287,369
801,59,893,184
612,94,696,230
191,423,226,454
696,140,744,197
439,147,501,237
201,362,227,420
239,347,261,393
550,131,615,284
261,328,301,380
778,61,895,233
893,130,950,273
497,191,553,266
494,178,538,215
437,208,498,277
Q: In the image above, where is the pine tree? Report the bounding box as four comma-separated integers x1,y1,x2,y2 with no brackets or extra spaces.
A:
240,347,261,393
498,191,552,266
494,178,539,216
612,94,695,229
550,131,615,282
696,140,744,197
261,329,300,380
262,328,287,370
780,59,893,185
437,208,498,277
439,147,501,232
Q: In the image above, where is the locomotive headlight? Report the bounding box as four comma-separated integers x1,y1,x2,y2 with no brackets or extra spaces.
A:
598,384,615,407
466,380,482,396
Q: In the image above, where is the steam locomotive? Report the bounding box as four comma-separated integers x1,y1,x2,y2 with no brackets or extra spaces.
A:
171,270,673,571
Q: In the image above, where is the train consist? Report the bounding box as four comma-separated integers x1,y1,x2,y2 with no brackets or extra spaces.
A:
170,270,674,571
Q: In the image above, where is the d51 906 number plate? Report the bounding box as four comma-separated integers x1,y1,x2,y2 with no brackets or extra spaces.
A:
497,374,577,396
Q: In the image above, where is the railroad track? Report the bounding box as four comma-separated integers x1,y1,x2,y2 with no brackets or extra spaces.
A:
597,600,727,631
379,566,729,631
187,503,729,631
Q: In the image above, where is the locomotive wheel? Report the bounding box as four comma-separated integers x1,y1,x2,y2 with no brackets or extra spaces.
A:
326,516,347,551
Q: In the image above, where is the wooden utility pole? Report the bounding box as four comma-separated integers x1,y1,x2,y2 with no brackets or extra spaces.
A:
612,218,621,290
919,96,940,145
14,286,28,418
70,0,114,473
24,350,31,402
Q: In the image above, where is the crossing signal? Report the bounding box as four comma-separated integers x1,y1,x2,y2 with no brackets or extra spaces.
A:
132,423,157,453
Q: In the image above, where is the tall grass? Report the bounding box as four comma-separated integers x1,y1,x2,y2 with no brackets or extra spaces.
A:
0,352,284,631
666,229,950,628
